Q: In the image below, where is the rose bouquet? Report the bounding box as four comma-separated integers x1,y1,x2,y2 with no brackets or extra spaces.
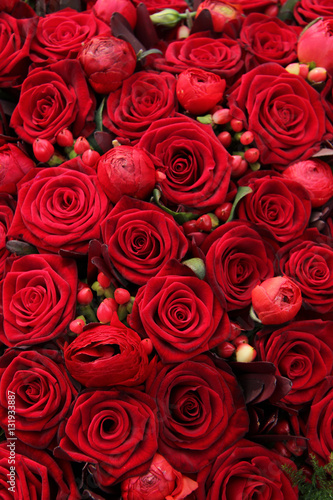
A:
0,0,333,498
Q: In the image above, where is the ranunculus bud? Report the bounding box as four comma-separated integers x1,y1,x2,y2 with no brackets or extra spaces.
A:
251,276,302,325
282,158,333,208
0,144,35,194
121,453,198,500
195,0,242,32
78,36,137,94
297,19,333,75
176,68,226,115
93,0,137,29
97,145,156,203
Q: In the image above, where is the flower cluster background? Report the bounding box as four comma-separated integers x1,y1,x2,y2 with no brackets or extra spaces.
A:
0,0,333,498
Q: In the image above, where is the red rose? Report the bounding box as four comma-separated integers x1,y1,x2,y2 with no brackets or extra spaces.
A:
294,0,333,25
0,144,35,195
237,171,312,243
0,194,16,280
196,439,298,500
58,388,158,486
0,441,80,499
0,254,77,348
7,165,110,254
240,13,300,70
277,229,333,314
305,376,333,463
102,70,178,143
100,196,188,286
228,63,328,169
10,59,96,143
255,320,333,406
64,315,152,388
321,75,333,135
146,355,249,473
154,34,244,86
129,260,230,363
138,116,231,213
200,221,275,311
0,13,36,87
121,453,198,500
0,349,77,448
30,7,111,64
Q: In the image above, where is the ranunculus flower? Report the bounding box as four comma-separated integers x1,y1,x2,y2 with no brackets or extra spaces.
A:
277,229,333,314
103,70,178,143
0,349,77,448
0,144,35,195
297,18,333,75
240,13,300,70
251,276,302,325
146,355,249,473
176,68,226,115
294,0,333,25
0,254,77,348
138,116,231,214
29,7,111,64
236,171,312,243
0,441,80,499
0,193,16,280
121,453,198,500
282,158,333,208
7,164,110,254
129,260,230,363
227,0,278,14
64,315,152,388
195,1,242,32
97,146,156,203
78,35,137,94
10,59,96,144
196,439,298,500
255,320,333,406
153,34,244,87
227,62,328,169
305,376,333,463
93,0,137,28
57,388,158,486
101,196,188,286
200,221,275,311
0,13,36,87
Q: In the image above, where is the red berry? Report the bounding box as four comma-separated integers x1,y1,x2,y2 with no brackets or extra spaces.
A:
244,148,260,164
141,338,153,355
264,4,279,16
217,130,232,148
32,138,54,163
74,136,90,155
229,322,242,341
114,288,131,305
56,128,74,148
230,118,243,132
232,334,248,347
230,155,248,178
307,67,327,83
77,287,93,305
97,298,118,323
274,420,290,436
212,108,231,125
82,149,100,168
240,131,254,146
69,318,85,335
216,341,235,358
182,220,198,235
214,202,232,222
195,214,212,232
97,272,111,289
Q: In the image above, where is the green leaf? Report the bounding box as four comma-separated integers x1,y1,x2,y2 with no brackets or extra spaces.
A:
226,186,253,223
182,258,206,279
6,240,38,255
95,97,106,132
278,0,300,22
153,189,198,224
299,17,323,39
137,49,163,62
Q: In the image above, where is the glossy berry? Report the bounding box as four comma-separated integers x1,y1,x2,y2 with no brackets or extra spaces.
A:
244,148,260,164
217,130,232,148
56,128,74,148
230,118,243,132
307,67,327,83
32,138,54,163
230,155,248,178
212,108,231,125
97,298,118,323
195,214,212,232
232,334,248,347
141,338,153,355
182,220,198,235
97,272,111,289
216,341,235,358
74,136,90,155
77,287,93,305
214,202,232,222
114,288,131,305
236,343,257,362
82,149,100,168
69,318,85,335
240,131,254,146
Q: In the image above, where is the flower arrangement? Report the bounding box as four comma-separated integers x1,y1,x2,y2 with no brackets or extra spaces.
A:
0,0,333,498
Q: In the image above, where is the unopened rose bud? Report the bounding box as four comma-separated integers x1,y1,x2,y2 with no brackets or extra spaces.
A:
251,276,302,325
236,343,257,363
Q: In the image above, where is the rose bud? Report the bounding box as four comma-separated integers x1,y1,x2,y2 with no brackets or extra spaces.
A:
176,68,226,115
78,36,137,94
195,0,242,32
297,18,333,75
93,0,137,29
251,276,302,325
97,145,156,203
282,158,333,208
121,453,198,500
